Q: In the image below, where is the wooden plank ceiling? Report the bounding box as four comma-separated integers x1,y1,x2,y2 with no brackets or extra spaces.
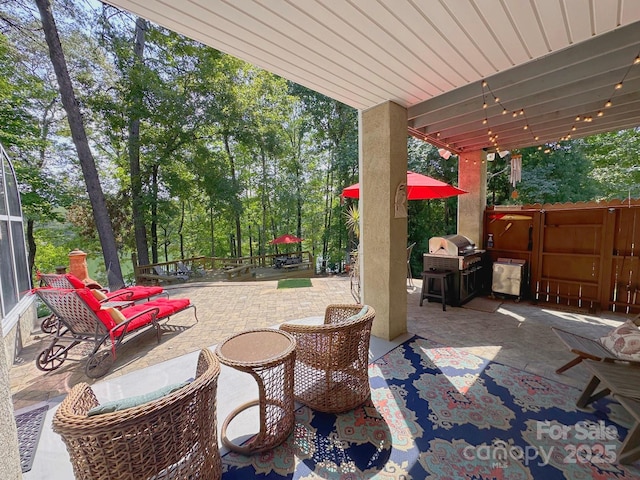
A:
104,0,640,152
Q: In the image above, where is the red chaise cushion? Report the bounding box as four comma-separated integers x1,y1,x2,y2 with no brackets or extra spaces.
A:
112,298,191,336
106,286,164,301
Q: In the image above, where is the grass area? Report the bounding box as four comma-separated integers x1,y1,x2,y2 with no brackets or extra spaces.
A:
277,278,312,289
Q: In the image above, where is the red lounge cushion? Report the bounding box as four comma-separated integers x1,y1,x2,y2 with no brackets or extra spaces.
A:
106,286,164,301
75,288,104,312
113,298,191,336
65,273,86,289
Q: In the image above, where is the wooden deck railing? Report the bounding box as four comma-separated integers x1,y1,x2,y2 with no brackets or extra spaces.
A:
133,252,314,285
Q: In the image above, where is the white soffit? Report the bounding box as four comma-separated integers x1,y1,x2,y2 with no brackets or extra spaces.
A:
103,0,640,150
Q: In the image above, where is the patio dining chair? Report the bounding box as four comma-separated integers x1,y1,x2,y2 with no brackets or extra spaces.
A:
280,304,375,413
53,348,221,480
34,287,197,378
552,315,640,373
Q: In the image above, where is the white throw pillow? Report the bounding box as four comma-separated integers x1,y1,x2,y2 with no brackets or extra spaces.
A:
599,319,640,361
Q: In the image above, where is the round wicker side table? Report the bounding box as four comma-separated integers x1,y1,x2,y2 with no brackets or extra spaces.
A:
215,328,296,454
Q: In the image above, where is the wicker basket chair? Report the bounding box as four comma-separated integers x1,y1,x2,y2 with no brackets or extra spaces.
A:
280,304,375,413
52,349,221,480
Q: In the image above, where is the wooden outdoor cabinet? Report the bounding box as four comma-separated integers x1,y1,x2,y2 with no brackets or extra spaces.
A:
484,200,640,314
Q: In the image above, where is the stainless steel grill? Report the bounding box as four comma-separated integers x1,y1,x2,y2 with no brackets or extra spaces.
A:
423,234,486,306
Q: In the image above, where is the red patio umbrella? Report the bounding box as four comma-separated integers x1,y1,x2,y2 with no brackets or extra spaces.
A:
270,234,303,244
342,171,467,200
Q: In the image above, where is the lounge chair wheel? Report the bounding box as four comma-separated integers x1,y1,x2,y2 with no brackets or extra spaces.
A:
85,351,114,378
36,345,68,371
40,314,59,334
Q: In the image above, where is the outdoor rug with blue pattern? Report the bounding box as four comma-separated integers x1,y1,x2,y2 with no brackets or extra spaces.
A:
221,335,640,479
15,404,48,473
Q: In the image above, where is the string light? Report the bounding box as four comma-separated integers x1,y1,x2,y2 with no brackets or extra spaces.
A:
480,47,638,154
416,49,640,156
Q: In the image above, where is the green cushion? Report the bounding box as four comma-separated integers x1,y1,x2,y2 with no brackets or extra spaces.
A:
87,380,190,416
348,305,369,321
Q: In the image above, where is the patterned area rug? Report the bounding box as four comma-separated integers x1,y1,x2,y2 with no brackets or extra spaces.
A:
15,404,48,473
221,336,640,479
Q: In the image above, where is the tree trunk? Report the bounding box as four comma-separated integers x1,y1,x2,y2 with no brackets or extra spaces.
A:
36,0,124,289
129,17,150,266
150,164,159,263
260,148,267,259
27,219,36,279
321,164,333,272
210,205,215,258
223,134,242,257
27,98,56,278
178,200,185,259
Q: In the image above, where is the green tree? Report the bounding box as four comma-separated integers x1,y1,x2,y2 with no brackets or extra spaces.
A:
584,129,640,200
35,0,124,288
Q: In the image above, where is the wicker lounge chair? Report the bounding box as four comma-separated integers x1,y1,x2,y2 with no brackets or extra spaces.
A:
53,348,221,480
280,304,375,413
34,287,197,378
552,316,640,373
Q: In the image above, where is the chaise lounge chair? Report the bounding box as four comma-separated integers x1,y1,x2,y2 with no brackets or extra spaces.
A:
552,315,640,373
38,273,166,333
34,287,197,378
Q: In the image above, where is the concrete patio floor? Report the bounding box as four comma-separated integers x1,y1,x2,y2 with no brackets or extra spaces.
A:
10,276,636,478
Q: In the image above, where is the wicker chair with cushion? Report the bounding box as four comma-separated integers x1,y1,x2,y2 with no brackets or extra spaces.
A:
280,304,375,413
53,348,221,480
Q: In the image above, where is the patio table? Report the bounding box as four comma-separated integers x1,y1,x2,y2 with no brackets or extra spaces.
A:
215,328,296,454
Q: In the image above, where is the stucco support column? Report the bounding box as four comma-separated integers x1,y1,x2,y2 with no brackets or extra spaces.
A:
457,150,487,245
359,101,407,341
